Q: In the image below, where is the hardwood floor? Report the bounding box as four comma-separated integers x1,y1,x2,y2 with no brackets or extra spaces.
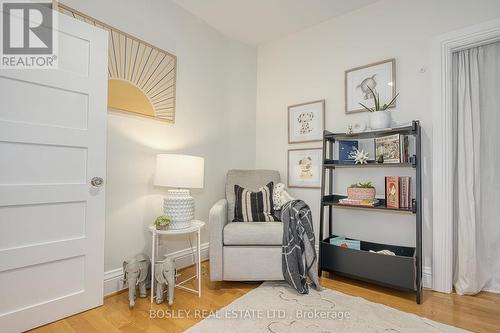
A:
31,261,500,333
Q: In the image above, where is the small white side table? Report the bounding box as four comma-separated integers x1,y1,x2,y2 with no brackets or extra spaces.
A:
148,220,205,303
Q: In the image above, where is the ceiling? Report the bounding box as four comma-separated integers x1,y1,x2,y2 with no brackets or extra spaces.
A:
172,0,381,45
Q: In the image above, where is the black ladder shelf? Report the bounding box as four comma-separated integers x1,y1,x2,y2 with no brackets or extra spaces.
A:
318,120,422,304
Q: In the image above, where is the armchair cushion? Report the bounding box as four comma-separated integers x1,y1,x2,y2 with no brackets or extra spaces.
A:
223,222,283,246
233,182,279,222
226,169,281,220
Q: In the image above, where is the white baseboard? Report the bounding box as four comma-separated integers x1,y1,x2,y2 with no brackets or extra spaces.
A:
104,267,125,296
104,244,432,296
423,266,432,289
103,242,209,296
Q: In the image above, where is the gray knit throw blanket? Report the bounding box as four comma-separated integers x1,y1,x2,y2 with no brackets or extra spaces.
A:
281,200,322,294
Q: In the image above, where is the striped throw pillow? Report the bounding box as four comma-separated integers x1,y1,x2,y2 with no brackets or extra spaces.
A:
233,182,279,222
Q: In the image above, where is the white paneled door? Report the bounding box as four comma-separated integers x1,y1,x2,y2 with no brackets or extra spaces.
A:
0,12,108,333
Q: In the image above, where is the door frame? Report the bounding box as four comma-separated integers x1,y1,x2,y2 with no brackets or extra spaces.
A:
431,18,500,293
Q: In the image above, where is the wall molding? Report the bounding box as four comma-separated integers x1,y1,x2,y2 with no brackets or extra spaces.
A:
104,242,209,296
432,18,500,293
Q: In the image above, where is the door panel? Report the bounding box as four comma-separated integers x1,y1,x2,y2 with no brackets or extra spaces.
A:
58,30,91,76
0,11,108,333
0,142,88,184
0,201,86,250
0,256,85,315
0,76,89,129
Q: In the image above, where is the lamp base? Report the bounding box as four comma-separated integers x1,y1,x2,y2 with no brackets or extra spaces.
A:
163,189,194,229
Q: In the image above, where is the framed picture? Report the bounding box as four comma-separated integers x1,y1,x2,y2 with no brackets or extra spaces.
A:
345,58,396,114
288,100,325,143
288,148,322,188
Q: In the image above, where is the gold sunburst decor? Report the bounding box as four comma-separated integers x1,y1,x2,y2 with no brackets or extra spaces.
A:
57,3,177,123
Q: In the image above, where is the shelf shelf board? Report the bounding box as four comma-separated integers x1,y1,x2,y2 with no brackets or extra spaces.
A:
324,159,416,168
324,121,419,141
322,195,415,214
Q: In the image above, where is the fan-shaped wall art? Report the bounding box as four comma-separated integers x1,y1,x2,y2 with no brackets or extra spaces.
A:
57,3,177,123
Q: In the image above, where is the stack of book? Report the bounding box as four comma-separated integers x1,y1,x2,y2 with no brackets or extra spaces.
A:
375,134,415,163
338,198,380,207
385,176,412,209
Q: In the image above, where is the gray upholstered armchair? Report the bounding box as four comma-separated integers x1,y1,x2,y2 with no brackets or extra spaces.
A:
209,170,285,281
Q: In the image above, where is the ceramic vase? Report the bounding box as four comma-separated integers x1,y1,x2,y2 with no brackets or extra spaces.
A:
369,110,391,130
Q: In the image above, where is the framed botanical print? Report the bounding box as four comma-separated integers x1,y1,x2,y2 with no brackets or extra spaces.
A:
288,100,325,143
288,148,322,188
345,58,396,114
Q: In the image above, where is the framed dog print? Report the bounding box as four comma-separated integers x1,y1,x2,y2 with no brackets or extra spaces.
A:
345,58,396,114
288,148,322,188
288,100,325,143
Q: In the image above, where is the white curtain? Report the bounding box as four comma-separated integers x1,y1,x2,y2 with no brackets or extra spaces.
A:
452,41,500,295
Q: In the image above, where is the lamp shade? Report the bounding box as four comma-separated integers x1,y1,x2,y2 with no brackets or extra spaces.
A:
154,154,204,188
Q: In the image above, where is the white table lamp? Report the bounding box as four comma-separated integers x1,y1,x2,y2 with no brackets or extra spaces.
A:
154,154,204,229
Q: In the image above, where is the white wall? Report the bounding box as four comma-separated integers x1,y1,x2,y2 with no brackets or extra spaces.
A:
62,0,500,282
255,0,500,274
63,0,256,272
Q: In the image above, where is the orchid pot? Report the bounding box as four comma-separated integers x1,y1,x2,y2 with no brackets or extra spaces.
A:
358,86,399,130
369,110,392,130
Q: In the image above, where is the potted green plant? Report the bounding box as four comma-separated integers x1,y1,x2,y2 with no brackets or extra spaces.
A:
359,86,399,130
154,215,172,230
347,182,376,201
